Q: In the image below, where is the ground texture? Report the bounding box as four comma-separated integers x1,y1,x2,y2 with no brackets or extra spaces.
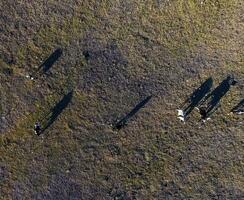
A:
0,0,243,199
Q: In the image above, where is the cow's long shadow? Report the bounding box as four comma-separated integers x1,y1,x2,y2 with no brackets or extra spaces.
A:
38,48,63,74
178,77,213,121
199,75,237,119
231,99,244,114
41,91,73,133
114,95,152,130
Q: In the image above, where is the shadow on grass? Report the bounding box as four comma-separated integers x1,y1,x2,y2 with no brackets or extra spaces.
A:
199,75,237,119
114,95,152,130
38,48,63,73
41,91,73,133
178,77,213,121
231,99,244,114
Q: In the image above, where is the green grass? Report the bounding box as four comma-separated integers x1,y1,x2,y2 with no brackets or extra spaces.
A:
0,0,243,199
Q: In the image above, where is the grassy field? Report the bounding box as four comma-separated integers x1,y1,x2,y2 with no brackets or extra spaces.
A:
0,0,243,199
